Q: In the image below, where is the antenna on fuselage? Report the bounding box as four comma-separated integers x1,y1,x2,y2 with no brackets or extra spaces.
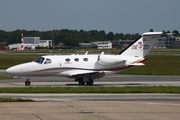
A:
85,51,88,55
100,52,104,55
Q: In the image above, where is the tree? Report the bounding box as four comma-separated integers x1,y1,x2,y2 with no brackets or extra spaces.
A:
172,30,179,36
1,29,179,47
107,32,114,40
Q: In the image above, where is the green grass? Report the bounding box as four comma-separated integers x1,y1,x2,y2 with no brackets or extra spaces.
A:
0,76,13,80
121,55,180,75
0,98,34,102
0,54,40,69
1,48,120,54
0,86,179,93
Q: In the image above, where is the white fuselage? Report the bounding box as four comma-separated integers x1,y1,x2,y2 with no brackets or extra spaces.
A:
6,54,144,78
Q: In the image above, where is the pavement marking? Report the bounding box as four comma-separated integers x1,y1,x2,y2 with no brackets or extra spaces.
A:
105,75,127,78
147,102,180,106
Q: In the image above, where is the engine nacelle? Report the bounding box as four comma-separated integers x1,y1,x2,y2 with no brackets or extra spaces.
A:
97,55,124,65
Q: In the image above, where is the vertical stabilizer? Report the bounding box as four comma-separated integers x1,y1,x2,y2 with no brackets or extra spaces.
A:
119,32,162,57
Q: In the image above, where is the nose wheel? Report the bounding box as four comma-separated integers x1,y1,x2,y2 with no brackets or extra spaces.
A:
25,79,31,86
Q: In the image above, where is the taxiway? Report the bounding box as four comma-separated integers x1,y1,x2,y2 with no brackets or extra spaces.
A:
0,94,180,120
0,74,180,87
1,70,180,120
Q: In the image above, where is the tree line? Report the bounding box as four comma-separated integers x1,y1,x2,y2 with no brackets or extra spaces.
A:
0,29,179,46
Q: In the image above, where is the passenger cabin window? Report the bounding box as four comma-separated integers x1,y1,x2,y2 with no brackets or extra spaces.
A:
74,58,79,62
83,58,88,62
65,58,71,62
34,57,45,64
44,58,52,64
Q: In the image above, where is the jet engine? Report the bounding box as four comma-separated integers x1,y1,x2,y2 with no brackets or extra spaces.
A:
97,55,124,65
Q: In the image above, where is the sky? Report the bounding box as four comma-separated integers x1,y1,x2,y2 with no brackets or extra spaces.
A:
0,0,180,34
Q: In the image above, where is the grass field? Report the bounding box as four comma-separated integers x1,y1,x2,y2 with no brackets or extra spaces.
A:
0,54,40,69
121,55,180,75
0,86,179,93
0,76,13,80
0,98,34,102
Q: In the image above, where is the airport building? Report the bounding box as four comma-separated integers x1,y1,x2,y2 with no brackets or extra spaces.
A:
24,37,40,44
111,36,180,49
39,40,52,48
8,43,37,50
112,40,133,49
8,37,52,50
154,36,180,48
97,41,112,49
79,43,93,48
79,41,112,49
74,36,180,49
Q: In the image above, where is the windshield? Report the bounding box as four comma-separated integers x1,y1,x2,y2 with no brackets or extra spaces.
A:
34,57,45,64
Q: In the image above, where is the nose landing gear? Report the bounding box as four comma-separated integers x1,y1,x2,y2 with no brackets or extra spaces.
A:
25,78,31,86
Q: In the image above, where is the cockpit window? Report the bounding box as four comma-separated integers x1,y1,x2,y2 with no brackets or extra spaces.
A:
34,57,45,64
44,58,52,64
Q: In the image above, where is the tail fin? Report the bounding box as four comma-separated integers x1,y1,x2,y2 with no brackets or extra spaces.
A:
119,32,162,57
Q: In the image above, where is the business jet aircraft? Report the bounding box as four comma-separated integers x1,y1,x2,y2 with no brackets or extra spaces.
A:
6,32,162,86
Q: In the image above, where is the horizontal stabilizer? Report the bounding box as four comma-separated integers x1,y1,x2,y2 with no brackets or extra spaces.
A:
142,32,162,36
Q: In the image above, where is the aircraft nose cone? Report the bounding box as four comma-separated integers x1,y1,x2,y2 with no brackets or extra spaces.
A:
6,67,14,75
6,66,21,75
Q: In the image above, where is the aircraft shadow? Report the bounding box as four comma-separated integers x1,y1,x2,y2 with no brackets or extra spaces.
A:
66,83,147,86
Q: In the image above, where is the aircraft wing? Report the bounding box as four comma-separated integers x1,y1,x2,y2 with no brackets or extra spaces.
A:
59,69,105,79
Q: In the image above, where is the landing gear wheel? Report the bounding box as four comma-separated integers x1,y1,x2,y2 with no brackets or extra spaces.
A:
25,79,31,86
78,80,85,85
76,78,85,85
86,79,94,86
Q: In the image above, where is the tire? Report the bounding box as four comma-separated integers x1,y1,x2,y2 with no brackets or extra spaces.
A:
25,80,31,86
86,79,93,86
77,78,85,85
78,80,85,85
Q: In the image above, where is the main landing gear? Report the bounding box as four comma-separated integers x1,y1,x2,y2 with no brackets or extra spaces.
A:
75,78,94,86
24,77,93,86
25,78,31,86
